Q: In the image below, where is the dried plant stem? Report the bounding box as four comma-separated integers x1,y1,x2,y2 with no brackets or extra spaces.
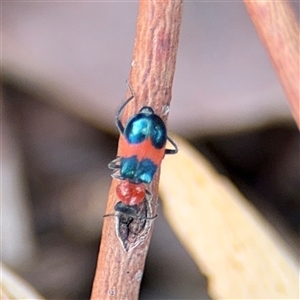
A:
244,0,300,128
90,1,183,300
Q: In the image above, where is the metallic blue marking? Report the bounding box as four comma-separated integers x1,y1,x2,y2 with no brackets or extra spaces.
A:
124,110,167,149
120,156,158,184
137,159,158,183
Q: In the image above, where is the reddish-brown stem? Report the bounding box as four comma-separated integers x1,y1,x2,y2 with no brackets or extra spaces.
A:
244,0,300,128
90,1,183,299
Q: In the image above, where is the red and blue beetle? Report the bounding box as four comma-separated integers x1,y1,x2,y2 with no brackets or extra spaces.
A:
109,82,178,207
106,82,177,250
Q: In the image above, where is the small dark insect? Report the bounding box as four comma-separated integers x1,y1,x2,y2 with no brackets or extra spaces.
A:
104,191,156,252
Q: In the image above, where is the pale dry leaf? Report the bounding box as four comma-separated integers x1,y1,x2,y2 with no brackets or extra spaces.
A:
159,136,298,299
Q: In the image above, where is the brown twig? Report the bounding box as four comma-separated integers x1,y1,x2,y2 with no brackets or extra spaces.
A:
90,1,183,299
244,0,300,128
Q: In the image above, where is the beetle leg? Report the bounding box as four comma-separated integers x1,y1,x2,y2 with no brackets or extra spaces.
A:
108,157,121,170
165,136,178,155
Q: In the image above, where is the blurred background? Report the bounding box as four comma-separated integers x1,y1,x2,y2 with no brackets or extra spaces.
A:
2,1,299,299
